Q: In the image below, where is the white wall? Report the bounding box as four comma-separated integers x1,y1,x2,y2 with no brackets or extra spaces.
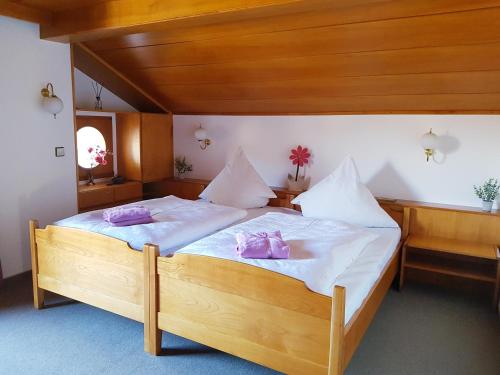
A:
0,16,77,278
174,115,500,209
74,68,137,112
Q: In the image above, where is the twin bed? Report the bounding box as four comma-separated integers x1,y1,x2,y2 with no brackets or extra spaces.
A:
30,194,404,375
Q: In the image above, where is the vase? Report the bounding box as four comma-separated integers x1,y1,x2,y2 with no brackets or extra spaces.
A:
287,175,309,192
481,200,493,212
87,169,95,185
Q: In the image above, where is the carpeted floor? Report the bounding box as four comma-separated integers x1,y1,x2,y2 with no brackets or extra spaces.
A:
0,274,498,375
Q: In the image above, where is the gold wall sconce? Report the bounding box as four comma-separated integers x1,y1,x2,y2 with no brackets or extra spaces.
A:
420,128,439,162
194,125,211,150
41,83,64,119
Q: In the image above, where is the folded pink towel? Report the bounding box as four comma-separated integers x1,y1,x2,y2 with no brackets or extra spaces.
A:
103,205,153,226
236,231,290,259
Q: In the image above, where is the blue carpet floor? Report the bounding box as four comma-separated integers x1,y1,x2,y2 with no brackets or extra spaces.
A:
0,274,498,375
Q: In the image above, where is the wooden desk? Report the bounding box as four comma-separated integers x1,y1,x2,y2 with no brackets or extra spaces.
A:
78,181,143,212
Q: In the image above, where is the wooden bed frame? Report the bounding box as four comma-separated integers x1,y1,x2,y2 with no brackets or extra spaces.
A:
29,203,405,374
144,203,406,374
29,220,158,352
144,241,402,375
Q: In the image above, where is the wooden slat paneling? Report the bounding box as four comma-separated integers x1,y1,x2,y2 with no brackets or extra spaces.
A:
95,8,500,69
114,42,500,86
85,0,500,50
41,0,333,42
78,2,500,114
167,94,500,115
73,43,168,113
155,71,500,102
0,1,52,24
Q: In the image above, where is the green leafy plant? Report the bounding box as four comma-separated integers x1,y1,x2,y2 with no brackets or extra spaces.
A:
473,178,500,202
174,156,193,176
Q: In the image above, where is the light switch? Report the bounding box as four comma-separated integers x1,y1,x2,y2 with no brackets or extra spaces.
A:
55,147,65,157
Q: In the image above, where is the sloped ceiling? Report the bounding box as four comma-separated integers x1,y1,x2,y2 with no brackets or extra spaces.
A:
3,0,500,114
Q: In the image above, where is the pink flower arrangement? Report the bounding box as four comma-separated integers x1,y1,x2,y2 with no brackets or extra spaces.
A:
88,145,111,168
289,145,310,181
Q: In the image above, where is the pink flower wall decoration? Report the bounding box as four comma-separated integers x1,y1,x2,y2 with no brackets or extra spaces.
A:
289,145,310,181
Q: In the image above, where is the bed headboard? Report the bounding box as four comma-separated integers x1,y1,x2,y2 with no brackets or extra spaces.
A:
269,188,405,228
148,178,404,229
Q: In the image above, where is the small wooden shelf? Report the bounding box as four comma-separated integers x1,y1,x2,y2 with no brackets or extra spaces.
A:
400,231,499,311
405,260,497,284
406,234,497,260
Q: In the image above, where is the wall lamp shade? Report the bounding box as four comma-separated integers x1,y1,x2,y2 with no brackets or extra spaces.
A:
41,83,63,118
194,126,211,150
420,129,438,162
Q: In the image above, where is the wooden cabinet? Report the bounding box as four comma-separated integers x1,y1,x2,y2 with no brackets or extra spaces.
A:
78,181,143,212
116,112,173,183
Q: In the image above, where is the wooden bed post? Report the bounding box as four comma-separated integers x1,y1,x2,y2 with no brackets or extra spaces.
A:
399,207,411,291
328,285,346,375
143,243,161,355
29,219,45,309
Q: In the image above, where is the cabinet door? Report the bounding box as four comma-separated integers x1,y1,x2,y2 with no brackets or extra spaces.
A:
114,181,143,203
78,187,114,210
116,112,142,181
141,113,173,183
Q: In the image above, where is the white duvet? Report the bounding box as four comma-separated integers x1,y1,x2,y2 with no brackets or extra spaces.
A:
177,212,379,296
55,196,247,255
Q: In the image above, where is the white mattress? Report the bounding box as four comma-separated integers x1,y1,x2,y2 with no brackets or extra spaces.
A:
54,196,247,256
177,211,400,323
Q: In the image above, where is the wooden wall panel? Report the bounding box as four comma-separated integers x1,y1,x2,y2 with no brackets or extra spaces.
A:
155,71,500,102
164,94,500,115
118,43,500,87
95,8,500,69
25,0,500,114
85,0,500,50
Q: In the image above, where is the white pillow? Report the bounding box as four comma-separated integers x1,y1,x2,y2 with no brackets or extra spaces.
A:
199,148,277,209
291,157,398,227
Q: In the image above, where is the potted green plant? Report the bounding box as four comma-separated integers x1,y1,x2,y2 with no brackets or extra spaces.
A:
174,156,193,179
473,178,499,212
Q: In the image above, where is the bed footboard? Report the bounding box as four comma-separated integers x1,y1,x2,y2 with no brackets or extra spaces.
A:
150,254,348,375
29,219,147,322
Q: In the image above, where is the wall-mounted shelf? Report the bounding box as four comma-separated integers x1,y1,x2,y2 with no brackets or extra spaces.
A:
400,215,500,312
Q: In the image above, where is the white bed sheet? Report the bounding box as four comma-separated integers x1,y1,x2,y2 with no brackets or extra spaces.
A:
337,227,401,323
177,210,400,324
229,208,401,323
55,196,247,256
177,213,380,308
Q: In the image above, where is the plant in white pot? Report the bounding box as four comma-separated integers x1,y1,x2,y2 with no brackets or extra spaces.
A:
287,145,311,191
174,156,193,179
473,178,499,212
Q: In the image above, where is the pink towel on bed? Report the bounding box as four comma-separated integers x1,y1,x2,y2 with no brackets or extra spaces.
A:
103,205,153,226
236,231,290,259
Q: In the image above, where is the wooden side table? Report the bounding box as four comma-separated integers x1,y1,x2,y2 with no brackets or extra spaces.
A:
399,234,500,311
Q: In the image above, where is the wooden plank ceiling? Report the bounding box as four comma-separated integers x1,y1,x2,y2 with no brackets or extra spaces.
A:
2,0,500,114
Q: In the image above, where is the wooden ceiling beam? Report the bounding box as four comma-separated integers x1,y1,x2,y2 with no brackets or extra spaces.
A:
40,0,333,42
72,43,168,113
0,1,53,25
